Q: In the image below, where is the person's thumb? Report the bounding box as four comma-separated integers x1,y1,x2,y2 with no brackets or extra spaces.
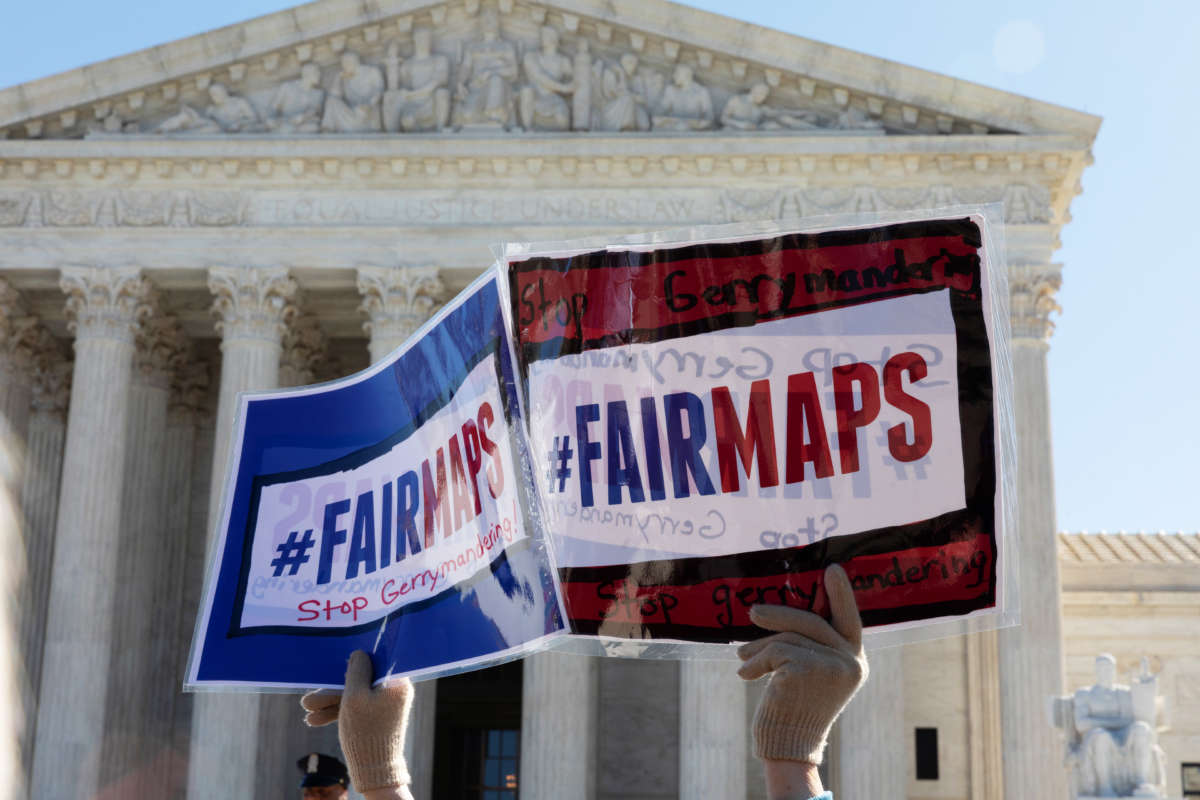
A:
344,650,375,696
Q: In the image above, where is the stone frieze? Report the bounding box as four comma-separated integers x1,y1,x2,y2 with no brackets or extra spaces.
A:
0,183,1052,228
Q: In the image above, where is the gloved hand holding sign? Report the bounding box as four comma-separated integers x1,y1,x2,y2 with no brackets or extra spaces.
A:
301,651,414,800
739,563,868,800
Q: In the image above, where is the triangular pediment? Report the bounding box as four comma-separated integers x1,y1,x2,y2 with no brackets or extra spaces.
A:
0,0,1099,142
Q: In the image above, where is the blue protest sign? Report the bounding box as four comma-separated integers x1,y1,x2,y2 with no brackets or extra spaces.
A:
187,270,567,689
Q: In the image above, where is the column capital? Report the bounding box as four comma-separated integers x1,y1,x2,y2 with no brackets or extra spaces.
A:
60,266,152,345
0,278,41,378
280,311,327,387
30,332,71,419
356,265,444,345
208,266,298,346
134,300,188,389
1009,262,1062,343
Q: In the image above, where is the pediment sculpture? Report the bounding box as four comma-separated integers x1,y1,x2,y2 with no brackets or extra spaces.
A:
721,83,822,131
519,25,574,131
1051,655,1167,799
321,51,386,132
452,9,520,129
652,64,713,131
594,52,652,132
121,8,917,138
154,84,264,134
383,27,451,132
265,63,325,133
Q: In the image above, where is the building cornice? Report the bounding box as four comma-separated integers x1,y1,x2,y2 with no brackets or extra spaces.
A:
0,131,1094,160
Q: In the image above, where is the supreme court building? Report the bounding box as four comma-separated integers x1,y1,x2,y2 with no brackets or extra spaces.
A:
7,1,1191,798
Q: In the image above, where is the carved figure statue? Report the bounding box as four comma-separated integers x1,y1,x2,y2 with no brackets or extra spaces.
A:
835,106,885,130
519,26,574,131
452,10,519,129
321,51,385,133
594,52,652,132
1051,655,1166,799
571,39,593,131
382,28,451,132
266,63,326,133
652,64,713,131
155,84,261,134
720,83,821,131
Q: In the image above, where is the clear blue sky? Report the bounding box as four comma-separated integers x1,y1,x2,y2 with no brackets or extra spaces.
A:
3,0,1197,533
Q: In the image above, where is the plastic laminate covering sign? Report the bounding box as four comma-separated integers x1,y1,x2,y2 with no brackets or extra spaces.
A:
187,274,567,689
504,215,1009,644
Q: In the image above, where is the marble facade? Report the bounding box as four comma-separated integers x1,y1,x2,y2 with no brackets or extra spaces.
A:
0,0,1104,798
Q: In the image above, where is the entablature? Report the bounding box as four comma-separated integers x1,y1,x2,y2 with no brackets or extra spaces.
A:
0,133,1092,229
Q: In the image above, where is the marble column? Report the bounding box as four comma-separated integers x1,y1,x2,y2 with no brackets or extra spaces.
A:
831,645,906,797
679,660,746,798
403,680,438,800
16,353,69,784
357,265,444,800
356,265,444,363
172,400,214,797
745,677,768,799
31,266,151,799
101,310,186,795
520,652,597,800
0,284,43,797
998,262,1070,800
967,629,1004,800
0,281,42,790
187,266,296,800
0,377,25,800
256,309,338,800
159,361,208,798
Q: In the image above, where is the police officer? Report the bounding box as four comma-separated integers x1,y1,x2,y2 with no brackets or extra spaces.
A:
296,752,350,800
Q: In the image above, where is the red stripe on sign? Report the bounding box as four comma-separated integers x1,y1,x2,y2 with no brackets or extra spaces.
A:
562,532,995,630
513,235,979,347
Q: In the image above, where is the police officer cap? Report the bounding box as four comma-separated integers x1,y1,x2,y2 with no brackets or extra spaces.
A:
296,752,349,788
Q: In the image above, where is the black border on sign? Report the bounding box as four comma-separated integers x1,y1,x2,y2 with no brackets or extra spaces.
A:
509,218,982,274
510,217,983,368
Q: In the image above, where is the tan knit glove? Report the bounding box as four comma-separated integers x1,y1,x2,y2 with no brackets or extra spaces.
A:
738,564,868,765
300,650,413,793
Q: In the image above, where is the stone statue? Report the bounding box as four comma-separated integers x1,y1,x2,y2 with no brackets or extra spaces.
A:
1051,655,1166,798
452,10,519,129
652,64,713,131
835,106,885,130
519,26,574,132
720,83,821,131
571,39,593,131
382,28,451,133
594,53,652,132
266,63,326,133
155,84,261,134
321,51,385,133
